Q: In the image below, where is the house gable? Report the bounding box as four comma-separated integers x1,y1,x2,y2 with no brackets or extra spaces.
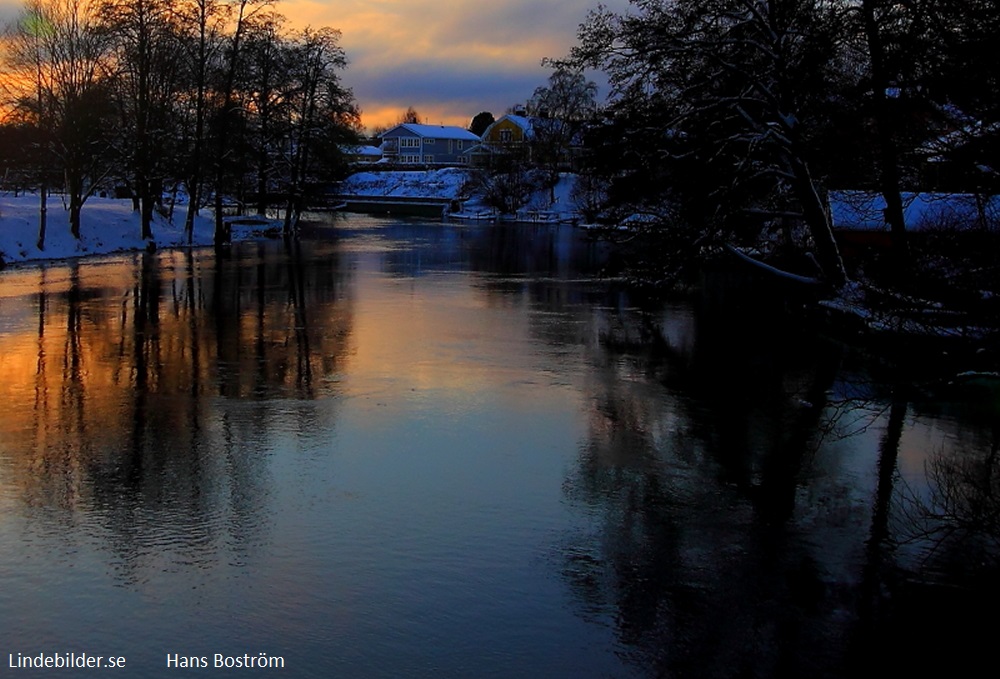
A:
482,115,534,144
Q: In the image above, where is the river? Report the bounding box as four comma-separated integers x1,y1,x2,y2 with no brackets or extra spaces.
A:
0,213,996,677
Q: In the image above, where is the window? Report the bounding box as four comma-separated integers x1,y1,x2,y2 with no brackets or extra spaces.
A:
400,137,420,148
499,129,513,142
423,138,436,145
458,155,467,164
401,154,419,163
456,140,464,150
424,155,434,163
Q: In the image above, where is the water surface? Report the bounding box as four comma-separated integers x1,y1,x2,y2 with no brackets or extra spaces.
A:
0,214,995,677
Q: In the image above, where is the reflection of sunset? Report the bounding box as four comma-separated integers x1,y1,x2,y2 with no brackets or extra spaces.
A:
346,272,571,405
0,247,354,509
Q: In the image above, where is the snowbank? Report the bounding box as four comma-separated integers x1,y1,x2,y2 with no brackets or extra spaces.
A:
455,172,582,223
0,194,220,265
340,169,584,223
339,168,472,199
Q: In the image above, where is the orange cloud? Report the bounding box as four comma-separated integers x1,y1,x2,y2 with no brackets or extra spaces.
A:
279,0,625,131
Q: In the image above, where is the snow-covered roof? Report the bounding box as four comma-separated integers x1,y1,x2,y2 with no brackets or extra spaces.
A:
341,145,383,157
484,114,536,140
463,143,493,155
383,123,480,141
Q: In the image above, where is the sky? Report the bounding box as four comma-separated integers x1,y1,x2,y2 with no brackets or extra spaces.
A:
284,0,629,131
0,0,629,132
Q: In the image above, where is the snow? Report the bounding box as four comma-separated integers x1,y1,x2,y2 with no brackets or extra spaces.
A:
339,169,585,223
382,123,481,141
1,171,590,266
0,193,219,266
457,172,583,223
339,168,471,199
829,191,1000,231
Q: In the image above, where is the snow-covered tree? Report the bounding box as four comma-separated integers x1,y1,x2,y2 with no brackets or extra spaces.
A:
571,0,848,287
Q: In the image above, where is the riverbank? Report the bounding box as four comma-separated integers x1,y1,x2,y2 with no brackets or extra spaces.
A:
338,168,582,223
0,194,218,266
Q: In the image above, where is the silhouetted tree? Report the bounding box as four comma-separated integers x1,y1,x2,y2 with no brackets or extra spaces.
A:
101,0,185,240
399,105,421,124
468,110,494,137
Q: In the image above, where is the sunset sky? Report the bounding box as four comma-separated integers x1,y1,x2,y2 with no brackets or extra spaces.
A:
277,0,628,131
0,0,629,132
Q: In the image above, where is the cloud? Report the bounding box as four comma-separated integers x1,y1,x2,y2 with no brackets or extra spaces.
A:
0,0,625,130
283,0,630,130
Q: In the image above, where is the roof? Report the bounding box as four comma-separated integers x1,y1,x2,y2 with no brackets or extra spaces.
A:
383,123,480,142
483,114,572,141
341,145,383,157
484,114,536,140
463,143,493,155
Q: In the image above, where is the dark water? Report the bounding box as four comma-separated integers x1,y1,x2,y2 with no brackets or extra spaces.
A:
0,214,996,678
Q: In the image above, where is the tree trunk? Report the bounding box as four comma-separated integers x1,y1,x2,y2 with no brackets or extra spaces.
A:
788,154,848,288
68,173,83,240
862,0,909,275
36,184,48,251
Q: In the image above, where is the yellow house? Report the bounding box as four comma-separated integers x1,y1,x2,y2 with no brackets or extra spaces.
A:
481,114,536,146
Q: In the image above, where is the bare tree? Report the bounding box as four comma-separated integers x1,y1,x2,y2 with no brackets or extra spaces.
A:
280,26,357,232
101,0,185,240
3,0,53,248
4,0,114,243
527,66,597,201
209,0,270,244
175,0,230,240
398,105,420,125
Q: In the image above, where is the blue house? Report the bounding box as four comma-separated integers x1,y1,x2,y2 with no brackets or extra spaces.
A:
380,124,481,166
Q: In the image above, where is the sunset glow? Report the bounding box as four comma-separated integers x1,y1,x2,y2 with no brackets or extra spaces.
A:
278,0,627,130
0,0,624,131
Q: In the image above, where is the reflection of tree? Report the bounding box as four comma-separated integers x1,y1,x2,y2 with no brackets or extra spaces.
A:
558,285,853,677
849,409,999,676
0,240,354,585
899,424,1000,564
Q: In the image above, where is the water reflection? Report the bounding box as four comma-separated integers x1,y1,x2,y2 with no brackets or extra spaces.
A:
0,239,352,524
555,272,999,677
0,216,995,677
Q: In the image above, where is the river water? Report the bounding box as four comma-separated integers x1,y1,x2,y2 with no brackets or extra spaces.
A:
0,214,996,677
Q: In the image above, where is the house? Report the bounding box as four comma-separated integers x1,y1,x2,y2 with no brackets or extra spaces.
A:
341,144,383,164
481,114,537,147
828,190,999,255
379,124,481,166
477,113,584,168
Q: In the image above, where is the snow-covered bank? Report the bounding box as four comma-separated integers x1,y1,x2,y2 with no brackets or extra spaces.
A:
0,195,218,266
339,168,471,199
340,168,584,223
